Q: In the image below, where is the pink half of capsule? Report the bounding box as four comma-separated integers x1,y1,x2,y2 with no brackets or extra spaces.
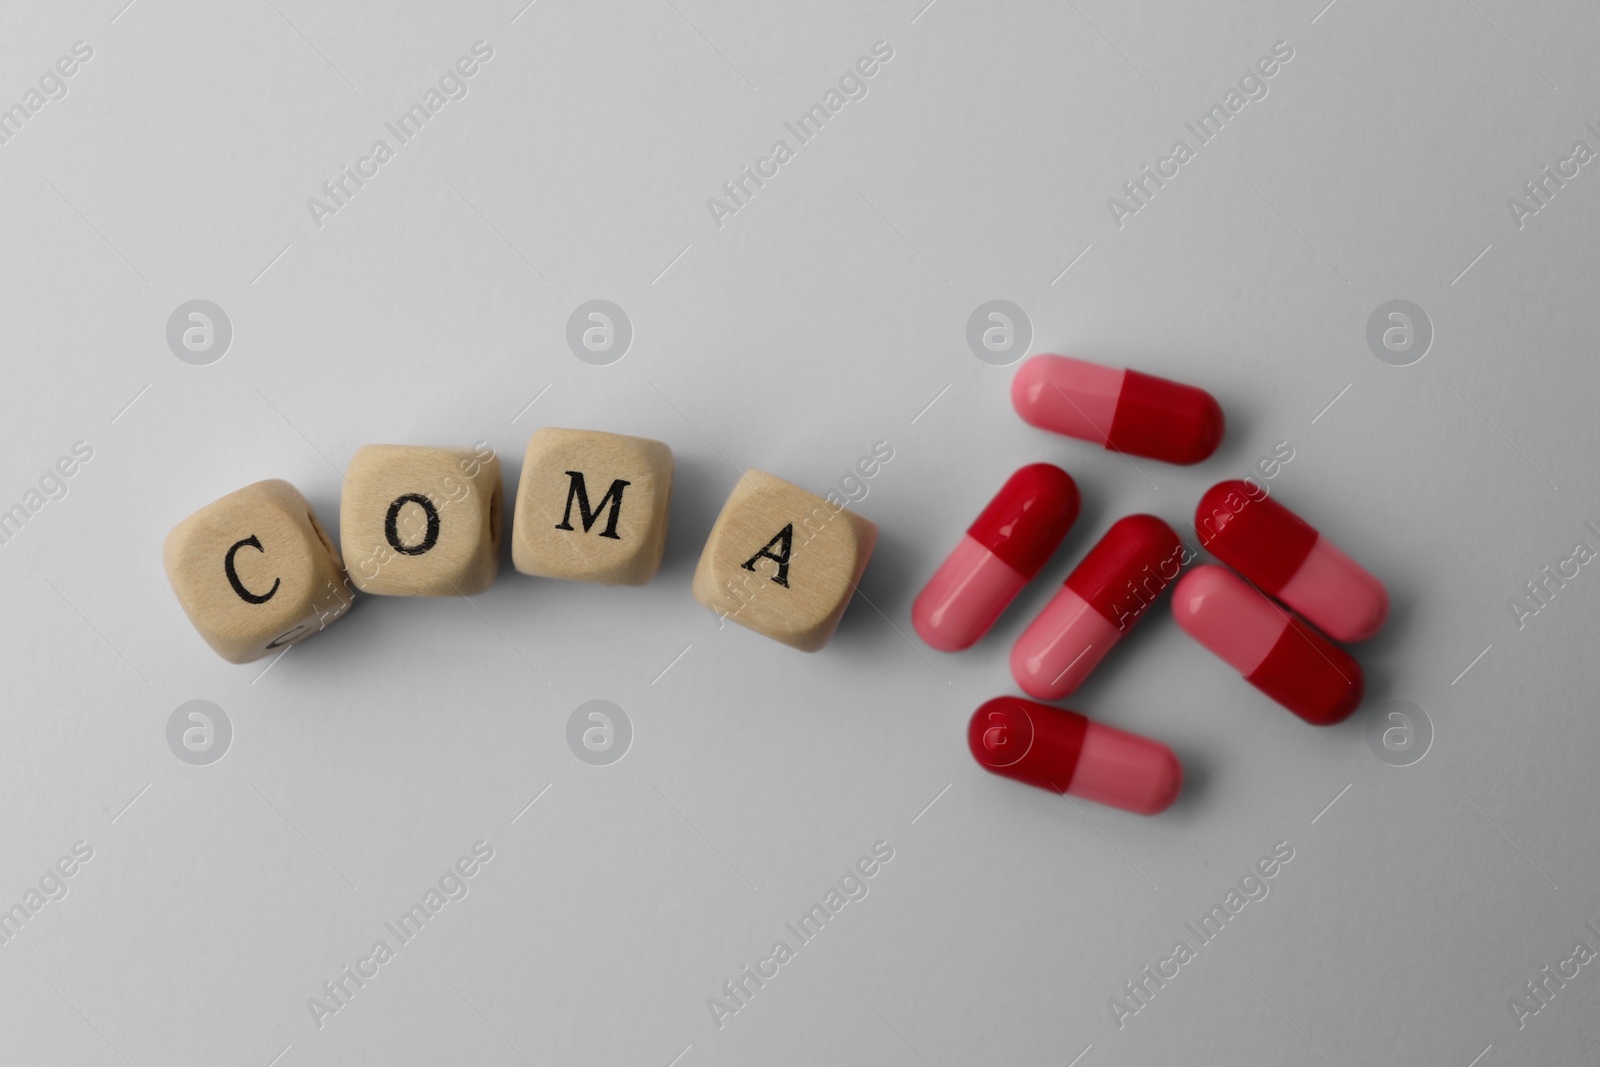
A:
1011,515,1185,699
968,696,1182,815
912,464,1080,652
1011,354,1225,465
1171,565,1363,726
1195,480,1388,642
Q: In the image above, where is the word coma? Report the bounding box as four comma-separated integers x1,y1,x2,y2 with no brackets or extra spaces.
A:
166,428,880,661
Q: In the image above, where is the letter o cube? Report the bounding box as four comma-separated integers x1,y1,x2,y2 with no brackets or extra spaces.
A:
693,469,877,651
512,428,674,585
163,479,353,663
341,444,503,597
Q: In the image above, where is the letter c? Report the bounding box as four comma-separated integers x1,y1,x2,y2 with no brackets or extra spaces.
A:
756,956,779,978
757,155,779,178
224,535,279,604
355,956,379,978
1156,957,1180,979
1156,156,1179,178
356,155,379,178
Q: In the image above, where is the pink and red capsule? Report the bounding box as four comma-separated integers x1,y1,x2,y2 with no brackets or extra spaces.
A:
913,464,1080,651
1195,481,1388,643
1013,355,1225,465
968,696,1182,815
1012,515,1186,699
1171,565,1363,725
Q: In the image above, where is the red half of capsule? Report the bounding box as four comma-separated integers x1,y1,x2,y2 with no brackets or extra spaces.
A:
1171,565,1362,725
1012,354,1225,465
913,464,1080,651
968,696,1182,815
1195,480,1388,642
1011,515,1185,699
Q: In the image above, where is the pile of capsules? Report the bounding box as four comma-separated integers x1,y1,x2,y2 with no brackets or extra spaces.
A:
914,354,1389,816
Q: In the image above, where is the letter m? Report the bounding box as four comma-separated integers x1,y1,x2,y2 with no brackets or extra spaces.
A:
555,472,630,540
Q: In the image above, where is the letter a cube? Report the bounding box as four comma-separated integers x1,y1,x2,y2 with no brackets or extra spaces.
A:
512,428,674,585
163,479,353,663
693,469,877,651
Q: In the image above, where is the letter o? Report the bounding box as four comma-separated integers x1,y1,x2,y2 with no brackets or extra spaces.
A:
385,494,440,555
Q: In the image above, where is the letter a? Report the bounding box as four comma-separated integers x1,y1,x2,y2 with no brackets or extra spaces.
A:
742,524,793,587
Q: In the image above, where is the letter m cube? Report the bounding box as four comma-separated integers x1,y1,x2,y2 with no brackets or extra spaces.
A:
511,428,674,586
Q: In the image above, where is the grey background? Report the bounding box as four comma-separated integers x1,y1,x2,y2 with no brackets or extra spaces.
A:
2,0,1597,1064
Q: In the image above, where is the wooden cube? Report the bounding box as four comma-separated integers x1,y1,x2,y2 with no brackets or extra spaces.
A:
341,443,502,597
512,428,673,586
163,479,353,664
692,469,878,651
